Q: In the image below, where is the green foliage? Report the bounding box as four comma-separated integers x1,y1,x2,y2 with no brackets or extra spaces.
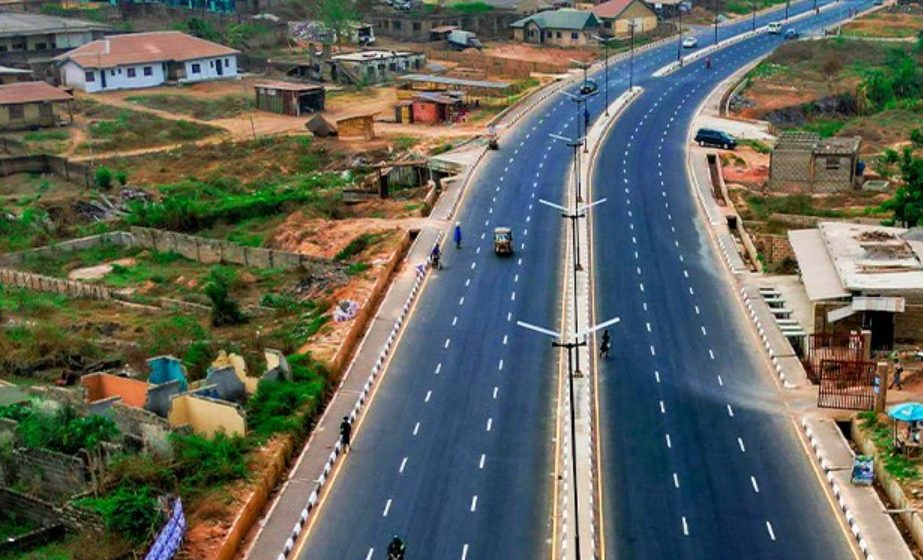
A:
912,128,923,148
126,175,344,233
0,205,49,253
860,48,923,113
746,194,846,220
115,170,128,186
317,0,359,48
885,145,923,227
449,1,493,13
82,105,220,153
858,411,921,481
205,266,246,327
126,93,254,121
23,129,70,142
0,404,119,456
335,232,384,261
345,262,370,276
169,431,249,492
738,138,772,154
78,484,163,543
796,119,847,138
0,285,69,316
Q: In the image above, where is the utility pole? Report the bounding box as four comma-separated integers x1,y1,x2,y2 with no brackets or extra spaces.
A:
593,35,616,116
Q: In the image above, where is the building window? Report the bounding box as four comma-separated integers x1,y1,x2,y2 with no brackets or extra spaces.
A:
111,70,116,76
413,22,421,31
143,66,153,76
210,60,215,67
127,67,136,78
393,21,402,30
85,71,95,82
224,58,230,68
34,42,47,50
604,21,612,29
191,63,201,74
825,157,841,170
9,105,23,120
12,42,25,51
571,32,578,40
557,32,562,38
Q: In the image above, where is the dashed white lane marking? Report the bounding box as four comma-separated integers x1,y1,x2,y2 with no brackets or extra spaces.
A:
465,278,470,287
717,375,724,386
650,345,656,356
444,338,451,349
511,291,516,301
493,386,498,399
413,422,420,436
435,363,442,375
727,404,735,418
643,302,648,311
452,316,458,326
709,349,715,360
701,326,707,336
479,453,486,469
695,305,700,315
738,438,746,453
655,370,661,383
382,499,392,517
766,521,776,541
470,495,478,512
477,246,482,253
366,548,375,560
517,258,522,265
646,322,652,332
682,517,689,536
424,390,432,403
751,476,760,493
659,400,665,414
462,544,470,560
665,433,672,448
507,312,512,321
683,270,689,278
486,418,493,432
673,473,680,488
498,359,504,371
399,457,408,473
459,296,465,306
471,262,476,270
640,283,645,292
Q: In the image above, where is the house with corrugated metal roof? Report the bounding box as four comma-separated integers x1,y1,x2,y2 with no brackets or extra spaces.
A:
511,8,602,47
54,31,238,93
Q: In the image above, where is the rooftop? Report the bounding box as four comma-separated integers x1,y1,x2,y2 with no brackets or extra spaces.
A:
332,50,416,62
398,73,511,90
255,80,325,92
0,80,73,105
774,130,861,155
789,222,923,300
592,0,646,19
0,10,111,38
511,8,602,30
55,31,239,69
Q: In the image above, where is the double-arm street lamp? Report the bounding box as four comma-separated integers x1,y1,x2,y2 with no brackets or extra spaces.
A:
561,90,595,155
592,34,617,116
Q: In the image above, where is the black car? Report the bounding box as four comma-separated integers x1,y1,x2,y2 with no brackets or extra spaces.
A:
579,79,598,96
694,128,737,149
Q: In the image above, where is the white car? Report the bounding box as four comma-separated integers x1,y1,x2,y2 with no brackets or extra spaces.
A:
682,36,698,48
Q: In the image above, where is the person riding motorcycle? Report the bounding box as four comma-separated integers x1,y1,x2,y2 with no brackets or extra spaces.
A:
431,244,442,269
705,56,712,70
387,535,406,559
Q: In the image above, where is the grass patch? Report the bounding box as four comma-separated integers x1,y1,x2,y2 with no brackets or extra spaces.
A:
23,129,70,142
858,411,922,481
125,93,254,121
245,354,329,438
78,99,222,153
335,232,385,262
795,119,847,138
738,138,772,154
745,193,847,220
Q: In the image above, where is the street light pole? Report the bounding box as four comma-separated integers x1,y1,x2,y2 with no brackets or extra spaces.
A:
593,35,615,116
677,8,684,63
629,22,636,90
785,0,790,20
751,0,756,31
714,0,720,44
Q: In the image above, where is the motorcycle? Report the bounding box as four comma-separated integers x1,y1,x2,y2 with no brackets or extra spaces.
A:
431,251,442,270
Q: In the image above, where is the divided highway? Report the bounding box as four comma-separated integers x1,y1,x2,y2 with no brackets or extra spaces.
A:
593,2,871,557
294,2,869,558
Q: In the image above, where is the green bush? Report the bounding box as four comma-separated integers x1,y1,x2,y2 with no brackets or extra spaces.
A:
912,128,923,148
335,232,384,261
95,167,113,189
115,170,128,186
0,405,119,456
246,353,329,437
78,485,163,543
205,267,246,327
170,431,249,492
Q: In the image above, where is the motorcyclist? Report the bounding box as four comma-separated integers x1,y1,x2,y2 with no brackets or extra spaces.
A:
387,535,406,559
431,244,441,269
705,56,712,70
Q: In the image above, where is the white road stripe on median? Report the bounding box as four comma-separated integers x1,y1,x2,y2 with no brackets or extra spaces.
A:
727,404,734,417
659,400,665,414
493,386,498,399
444,338,451,349
498,359,504,371
717,375,723,386
503,335,508,345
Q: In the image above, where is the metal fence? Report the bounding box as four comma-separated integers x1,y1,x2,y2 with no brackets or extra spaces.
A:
817,359,877,410
804,332,864,384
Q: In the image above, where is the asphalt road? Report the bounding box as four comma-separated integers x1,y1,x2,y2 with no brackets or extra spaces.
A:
592,2,871,559
298,2,868,558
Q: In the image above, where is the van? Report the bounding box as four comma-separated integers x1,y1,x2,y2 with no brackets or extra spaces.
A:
694,128,737,150
767,22,783,34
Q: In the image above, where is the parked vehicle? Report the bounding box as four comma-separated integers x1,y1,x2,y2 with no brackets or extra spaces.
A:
448,29,483,50
784,28,799,40
694,128,737,149
767,21,783,34
682,36,698,48
355,24,375,46
579,78,598,96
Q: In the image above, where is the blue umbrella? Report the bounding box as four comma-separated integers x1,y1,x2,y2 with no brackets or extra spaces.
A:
888,402,923,422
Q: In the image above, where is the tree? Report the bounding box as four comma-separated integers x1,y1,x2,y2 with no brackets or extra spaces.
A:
889,146,923,227
317,0,359,51
205,267,246,327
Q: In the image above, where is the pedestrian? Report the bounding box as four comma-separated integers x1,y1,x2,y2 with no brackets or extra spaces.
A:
890,358,904,390
599,329,611,358
454,222,462,249
339,416,352,450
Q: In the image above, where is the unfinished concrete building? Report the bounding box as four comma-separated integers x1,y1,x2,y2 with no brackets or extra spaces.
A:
289,45,426,86
370,9,521,42
769,131,862,192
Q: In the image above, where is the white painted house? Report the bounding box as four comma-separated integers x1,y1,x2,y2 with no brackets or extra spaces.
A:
54,31,239,93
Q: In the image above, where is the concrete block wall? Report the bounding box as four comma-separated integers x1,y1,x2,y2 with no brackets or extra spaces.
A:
0,232,130,268
0,268,118,301
752,233,795,264
769,149,813,188
0,488,59,527
1,447,89,504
